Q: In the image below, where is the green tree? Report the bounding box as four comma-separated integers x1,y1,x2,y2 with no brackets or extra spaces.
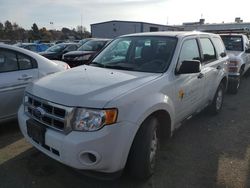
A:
31,23,40,40
4,20,12,32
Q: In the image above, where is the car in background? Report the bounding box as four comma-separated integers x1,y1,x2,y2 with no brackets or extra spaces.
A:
220,34,250,93
78,38,93,46
15,43,49,53
62,39,110,67
39,43,80,61
0,44,70,123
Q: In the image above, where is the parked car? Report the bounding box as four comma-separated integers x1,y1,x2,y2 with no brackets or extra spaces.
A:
0,44,70,123
62,39,110,67
18,31,228,179
39,43,79,60
15,43,49,53
78,38,93,46
220,34,250,93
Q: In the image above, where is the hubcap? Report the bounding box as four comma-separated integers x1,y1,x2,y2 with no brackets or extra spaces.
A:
216,89,223,110
149,129,158,169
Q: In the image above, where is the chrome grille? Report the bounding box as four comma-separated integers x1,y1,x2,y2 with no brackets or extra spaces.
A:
24,93,74,133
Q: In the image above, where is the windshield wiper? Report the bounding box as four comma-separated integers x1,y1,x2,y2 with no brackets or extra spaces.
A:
90,62,106,67
105,65,134,70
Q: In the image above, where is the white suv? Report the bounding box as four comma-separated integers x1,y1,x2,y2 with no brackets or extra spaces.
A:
18,32,228,179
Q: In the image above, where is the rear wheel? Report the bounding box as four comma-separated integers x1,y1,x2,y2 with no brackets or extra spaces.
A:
127,117,159,179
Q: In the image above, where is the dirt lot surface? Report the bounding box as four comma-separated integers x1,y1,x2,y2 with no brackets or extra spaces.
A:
1,77,250,188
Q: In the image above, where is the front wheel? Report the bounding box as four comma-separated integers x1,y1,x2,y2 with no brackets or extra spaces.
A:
208,83,224,115
127,117,159,179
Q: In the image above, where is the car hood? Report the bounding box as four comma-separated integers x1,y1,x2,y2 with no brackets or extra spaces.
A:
64,51,95,57
26,65,161,108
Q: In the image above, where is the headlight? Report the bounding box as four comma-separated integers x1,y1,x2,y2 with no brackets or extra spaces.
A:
72,108,118,131
74,55,92,61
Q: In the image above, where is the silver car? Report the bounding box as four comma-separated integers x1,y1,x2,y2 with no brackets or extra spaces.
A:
0,44,70,122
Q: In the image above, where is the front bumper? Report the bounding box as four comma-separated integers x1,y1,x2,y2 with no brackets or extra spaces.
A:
18,105,137,173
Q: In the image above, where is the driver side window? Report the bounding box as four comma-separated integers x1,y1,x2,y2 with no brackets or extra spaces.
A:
179,39,200,63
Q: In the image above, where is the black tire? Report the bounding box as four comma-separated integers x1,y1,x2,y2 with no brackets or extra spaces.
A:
208,83,224,115
227,77,240,94
127,117,159,179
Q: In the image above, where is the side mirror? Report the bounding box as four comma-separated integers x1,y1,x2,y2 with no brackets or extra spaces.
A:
176,60,201,74
245,49,250,53
220,52,227,58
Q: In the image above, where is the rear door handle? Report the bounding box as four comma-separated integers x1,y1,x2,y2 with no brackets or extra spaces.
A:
197,73,204,79
18,75,33,80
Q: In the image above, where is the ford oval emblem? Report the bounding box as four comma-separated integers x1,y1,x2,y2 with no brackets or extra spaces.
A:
33,107,46,118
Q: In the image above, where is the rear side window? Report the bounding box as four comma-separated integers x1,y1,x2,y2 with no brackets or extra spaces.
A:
220,35,243,51
179,39,200,63
0,50,18,73
212,37,226,57
17,53,35,70
200,38,216,63
0,48,38,73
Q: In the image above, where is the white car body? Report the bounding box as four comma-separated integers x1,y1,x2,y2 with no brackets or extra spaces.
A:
18,32,228,177
0,44,69,122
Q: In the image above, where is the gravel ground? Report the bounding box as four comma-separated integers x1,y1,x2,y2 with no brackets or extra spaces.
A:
0,77,250,188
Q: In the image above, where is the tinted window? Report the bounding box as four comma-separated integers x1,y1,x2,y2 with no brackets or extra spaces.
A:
200,38,216,63
179,39,200,63
66,45,78,51
212,37,226,57
220,35,243,51
0,50,18,73
91,36,177,73
0,49,37,73
47,44,66,52
78,41,107,51
17,53,34,70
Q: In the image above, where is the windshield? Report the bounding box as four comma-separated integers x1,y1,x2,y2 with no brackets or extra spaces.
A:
46,43,66,52
78,40,107,51
221,35,243,51
90,36,177,73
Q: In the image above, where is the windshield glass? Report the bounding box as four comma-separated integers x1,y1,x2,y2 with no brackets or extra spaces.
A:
90,36,177,73
221,35,243,51
78,40,107,51
46,43,66,52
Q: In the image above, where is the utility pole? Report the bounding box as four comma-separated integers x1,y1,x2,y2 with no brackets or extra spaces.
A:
81,13,83,39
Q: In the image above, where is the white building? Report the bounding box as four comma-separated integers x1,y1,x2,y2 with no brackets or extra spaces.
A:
181,19,250,34
91,20,181,38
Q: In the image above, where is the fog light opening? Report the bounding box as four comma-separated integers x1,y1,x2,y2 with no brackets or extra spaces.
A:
79,151,100,166
88,153,97,163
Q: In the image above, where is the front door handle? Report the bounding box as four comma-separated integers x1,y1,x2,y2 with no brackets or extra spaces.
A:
18,75,33,80
217,65,222,70
197,73,204,79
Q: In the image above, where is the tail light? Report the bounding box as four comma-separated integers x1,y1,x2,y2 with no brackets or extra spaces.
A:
228,60,239,73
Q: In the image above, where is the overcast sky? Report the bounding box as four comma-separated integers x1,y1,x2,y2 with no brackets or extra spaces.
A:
0,0,250,31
